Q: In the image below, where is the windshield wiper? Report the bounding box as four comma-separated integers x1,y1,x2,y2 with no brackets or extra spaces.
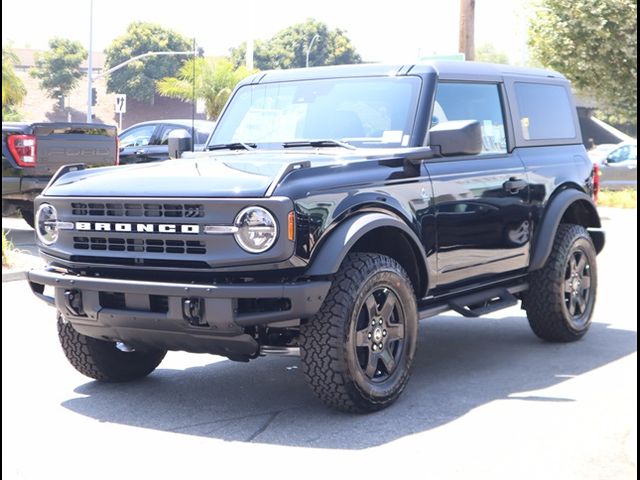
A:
282,139,356,150
207,142,257,151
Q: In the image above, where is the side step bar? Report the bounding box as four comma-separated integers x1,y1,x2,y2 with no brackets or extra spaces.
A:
448,288,517,317
418,283,528,320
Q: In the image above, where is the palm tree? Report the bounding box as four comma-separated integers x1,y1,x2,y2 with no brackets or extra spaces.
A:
157,58,254,120
2,48,27,118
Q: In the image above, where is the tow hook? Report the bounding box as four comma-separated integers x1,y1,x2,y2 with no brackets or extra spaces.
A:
63,289,84,316
182,297,207,326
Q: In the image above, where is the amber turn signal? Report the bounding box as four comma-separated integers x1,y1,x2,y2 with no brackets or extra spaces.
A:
287,211,295,241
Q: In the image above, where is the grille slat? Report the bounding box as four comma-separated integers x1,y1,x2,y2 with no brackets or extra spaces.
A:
73,237,207,255
71,202,204,218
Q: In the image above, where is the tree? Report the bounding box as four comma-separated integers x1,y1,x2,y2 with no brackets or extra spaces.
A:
104,22,191,103
229,40,275,71
156,58,254,120
529,0,637,124
2,47,26,120
476,43,509,64
229,19,361,70
30,37,86,99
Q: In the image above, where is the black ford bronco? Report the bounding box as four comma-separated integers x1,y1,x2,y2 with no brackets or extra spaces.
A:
28,62,604,412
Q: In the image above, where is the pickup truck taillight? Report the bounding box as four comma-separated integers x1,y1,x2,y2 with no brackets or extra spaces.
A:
7,134,37,167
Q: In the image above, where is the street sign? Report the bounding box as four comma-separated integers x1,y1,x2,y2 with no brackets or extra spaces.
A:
196,98,206,114
115,94,127,114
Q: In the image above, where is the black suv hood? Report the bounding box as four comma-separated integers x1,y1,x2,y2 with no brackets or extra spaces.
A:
44,151,340,198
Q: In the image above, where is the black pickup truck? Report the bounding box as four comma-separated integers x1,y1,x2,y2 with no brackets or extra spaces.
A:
27,62,604,413
2,122,118,227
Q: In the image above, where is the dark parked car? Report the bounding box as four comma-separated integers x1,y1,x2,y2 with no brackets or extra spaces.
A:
28,62,604,413
2,122,117,227
118,119,215,165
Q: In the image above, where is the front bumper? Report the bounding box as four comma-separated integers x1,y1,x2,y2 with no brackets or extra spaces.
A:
28,268,331,357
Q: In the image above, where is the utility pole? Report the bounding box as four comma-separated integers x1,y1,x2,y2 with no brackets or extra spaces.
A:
86,0,94,122
246,38,254,70
458,0,475,61
246,0,254,70
192,38,196,152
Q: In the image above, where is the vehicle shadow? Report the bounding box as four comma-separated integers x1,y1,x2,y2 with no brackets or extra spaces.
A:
61,315,637,449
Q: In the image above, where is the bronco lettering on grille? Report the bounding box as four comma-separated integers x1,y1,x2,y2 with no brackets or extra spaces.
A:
74,222,200,234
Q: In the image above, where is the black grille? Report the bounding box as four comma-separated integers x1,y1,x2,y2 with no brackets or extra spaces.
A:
73,236,206,254
99,292,126,309
70,202,204,218
68,255,211,269
149,295,169,313
99,292,169,313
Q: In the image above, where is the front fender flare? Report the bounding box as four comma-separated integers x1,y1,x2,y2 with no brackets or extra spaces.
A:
305,212,430,295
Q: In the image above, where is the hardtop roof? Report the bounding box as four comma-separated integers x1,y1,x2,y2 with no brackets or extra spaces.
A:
242,61,565,85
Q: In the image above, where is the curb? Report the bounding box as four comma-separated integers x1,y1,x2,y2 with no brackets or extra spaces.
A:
2,252,42,283
2,269,26,283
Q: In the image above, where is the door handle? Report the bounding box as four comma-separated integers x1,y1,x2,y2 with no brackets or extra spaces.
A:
135,149,147,155
503,178,527,193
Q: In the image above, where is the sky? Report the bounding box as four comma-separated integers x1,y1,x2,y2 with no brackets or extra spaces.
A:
2,0,532,64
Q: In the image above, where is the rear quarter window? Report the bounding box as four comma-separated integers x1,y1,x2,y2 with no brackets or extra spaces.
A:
514,83,576,140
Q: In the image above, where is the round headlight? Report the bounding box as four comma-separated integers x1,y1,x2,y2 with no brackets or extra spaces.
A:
36,203,59,245
234,207,278,253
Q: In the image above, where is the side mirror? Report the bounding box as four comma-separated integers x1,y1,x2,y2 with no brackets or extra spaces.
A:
168,129,192,159
428,120,483,156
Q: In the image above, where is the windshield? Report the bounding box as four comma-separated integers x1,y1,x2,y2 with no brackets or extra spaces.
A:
210,76,422,149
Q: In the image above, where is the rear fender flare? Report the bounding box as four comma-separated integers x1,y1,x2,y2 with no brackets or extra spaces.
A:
530,189,603,271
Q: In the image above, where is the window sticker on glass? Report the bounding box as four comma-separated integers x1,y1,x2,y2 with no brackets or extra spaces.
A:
481,120,507,152
382,130,403,143
521,117,530,140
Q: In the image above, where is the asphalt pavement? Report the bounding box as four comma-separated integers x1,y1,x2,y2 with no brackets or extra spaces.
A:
1,209,637,479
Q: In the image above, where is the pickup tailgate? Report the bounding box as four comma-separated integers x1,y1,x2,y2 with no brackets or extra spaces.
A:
31,123,117,176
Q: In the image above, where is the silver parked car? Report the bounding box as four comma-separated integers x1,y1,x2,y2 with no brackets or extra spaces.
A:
590,141,637,190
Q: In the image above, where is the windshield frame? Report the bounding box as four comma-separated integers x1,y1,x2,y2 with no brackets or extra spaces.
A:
208,75,424,150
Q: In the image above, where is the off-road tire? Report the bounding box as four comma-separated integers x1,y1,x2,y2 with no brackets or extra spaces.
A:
300,253,418,413
524,224,597,342
57,315,166,382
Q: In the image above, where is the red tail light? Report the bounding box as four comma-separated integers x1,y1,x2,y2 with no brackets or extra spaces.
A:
592,163,600,202
7,134,37,167
115,136,120,165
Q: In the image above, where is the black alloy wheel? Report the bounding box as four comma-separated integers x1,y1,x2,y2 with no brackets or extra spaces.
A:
563,247,593,326
352,287,406,382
